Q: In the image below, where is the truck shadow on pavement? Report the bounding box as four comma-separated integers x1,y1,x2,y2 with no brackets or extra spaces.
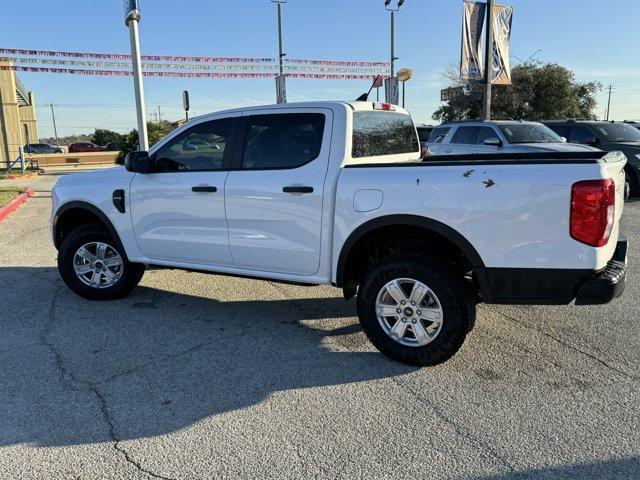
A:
0,267,416,448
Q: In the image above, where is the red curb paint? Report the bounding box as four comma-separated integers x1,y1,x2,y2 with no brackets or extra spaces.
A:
0,190,33,222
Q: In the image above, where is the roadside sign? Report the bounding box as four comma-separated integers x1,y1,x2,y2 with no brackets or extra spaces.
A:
182,91,190,112
397,68,413,82
372,75,384,88
384,77,399,105
124,0,141,26
276,75,287,104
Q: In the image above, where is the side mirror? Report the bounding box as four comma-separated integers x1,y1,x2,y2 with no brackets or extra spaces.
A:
588,137,600,147
484,137,503,147
560,136,567,143
125,151,153,173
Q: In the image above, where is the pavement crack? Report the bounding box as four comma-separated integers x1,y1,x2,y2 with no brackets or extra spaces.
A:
40,287,175,480
93,333,248,386
498,312,639,382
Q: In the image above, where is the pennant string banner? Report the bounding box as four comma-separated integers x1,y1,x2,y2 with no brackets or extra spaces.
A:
0,65,381,80
0,48,390,68
6,57,389,74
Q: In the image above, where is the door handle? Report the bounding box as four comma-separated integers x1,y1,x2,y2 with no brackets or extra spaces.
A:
192,186,217,193
283,186,314,194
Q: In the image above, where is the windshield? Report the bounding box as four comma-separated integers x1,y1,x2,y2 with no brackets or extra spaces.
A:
595,123,640,142
499,124,563,144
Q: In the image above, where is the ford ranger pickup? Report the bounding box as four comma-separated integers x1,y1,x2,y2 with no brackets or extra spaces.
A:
51,101,628,366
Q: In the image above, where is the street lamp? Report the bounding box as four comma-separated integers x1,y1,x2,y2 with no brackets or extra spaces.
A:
272,0,287,104
384,0,404,77
384,0,405,105
124,0,148,151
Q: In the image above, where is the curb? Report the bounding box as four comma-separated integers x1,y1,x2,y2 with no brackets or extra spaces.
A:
0,188,35,223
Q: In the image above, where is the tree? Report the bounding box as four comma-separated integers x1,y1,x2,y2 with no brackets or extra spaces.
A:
433,62,601,123
117,121,175,164
91,129,124,147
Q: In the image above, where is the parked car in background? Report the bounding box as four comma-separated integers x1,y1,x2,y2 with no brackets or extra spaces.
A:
425,120,599,156
50,101,627,367
415,124,434,145
544,120,640,196
69,142,104,153
23,143,63,154
416,124,434,156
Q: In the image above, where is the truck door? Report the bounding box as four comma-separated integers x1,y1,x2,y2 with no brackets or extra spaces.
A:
129,114,238,266
224,109,333,276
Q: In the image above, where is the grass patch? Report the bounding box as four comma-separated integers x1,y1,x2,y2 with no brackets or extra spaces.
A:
0,187,25,208
0,168,39,179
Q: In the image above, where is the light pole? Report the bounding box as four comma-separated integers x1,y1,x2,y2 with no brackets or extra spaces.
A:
384,0,404,77
481,0,495,120
272,0,287,104
124,0,149,151
384,0,404,105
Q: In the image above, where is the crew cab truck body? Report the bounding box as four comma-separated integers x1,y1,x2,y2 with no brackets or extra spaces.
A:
51,101,628,366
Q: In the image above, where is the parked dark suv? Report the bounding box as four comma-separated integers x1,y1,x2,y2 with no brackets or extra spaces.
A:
544,120,640,196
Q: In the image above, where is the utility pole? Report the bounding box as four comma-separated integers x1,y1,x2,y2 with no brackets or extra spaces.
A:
481,0,495,120
49,103,59,147
124,0,149,151
606,85,613,121
157,105,162,123
272,0,287,104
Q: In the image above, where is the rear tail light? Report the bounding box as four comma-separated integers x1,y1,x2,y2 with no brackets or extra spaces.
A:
570,179,616,247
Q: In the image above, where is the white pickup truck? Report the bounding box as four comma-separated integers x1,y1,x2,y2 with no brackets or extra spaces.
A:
51,101,628,366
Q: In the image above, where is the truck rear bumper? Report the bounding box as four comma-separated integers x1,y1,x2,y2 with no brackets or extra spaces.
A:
477,236,628,306
575,235,627,305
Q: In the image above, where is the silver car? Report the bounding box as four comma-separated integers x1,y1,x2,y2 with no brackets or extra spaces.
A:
426,120,600,156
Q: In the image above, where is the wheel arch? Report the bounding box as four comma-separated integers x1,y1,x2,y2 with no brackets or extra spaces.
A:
335,214,486,288
53,201,123,252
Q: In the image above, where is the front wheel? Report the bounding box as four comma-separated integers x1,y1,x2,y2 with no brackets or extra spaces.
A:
58,224,145,300
357,255,475,366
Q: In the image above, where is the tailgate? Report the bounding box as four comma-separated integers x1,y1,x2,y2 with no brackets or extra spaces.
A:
601,151,627,224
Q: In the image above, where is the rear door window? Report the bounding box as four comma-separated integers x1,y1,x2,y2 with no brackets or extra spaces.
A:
241,113,325,169
352,111,419,158
451,126,479,144
428,127,451,144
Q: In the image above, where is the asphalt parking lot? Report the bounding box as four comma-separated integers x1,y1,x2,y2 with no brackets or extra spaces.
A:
1,171,639,480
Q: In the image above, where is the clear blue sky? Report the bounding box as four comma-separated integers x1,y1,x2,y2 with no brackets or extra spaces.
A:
2,0,638,139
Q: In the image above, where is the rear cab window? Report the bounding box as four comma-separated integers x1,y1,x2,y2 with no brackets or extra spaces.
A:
352,110,419,160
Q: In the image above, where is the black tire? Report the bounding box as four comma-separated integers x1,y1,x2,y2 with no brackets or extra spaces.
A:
357,254,475,367
58,224,145,300
625,167,639,198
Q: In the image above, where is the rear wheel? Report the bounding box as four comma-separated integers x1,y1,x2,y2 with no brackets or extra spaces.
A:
58,224,144,300
357,255,474,366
